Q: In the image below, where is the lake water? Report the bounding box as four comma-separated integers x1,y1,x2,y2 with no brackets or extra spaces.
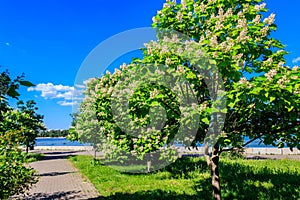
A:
35,137,89,146
35,137,273,148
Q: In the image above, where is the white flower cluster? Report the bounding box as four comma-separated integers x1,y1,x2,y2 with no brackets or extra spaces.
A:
181,0,187,9
254,3,266,11
177,11,183,22
120,63,127,71
264,69,277,81
260,26,269,38
208,0,217,4
150,88,160,99
252,15,261,25
291,76,298,80
237,77,253,88
165,57,172,65
198,102,207,112
233,53,244,66
176,65,186,74
292,66,299,71
263,13,275,25
238,77,248,85
277,75,289,88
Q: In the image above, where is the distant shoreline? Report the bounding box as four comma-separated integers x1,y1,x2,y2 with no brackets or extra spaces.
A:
36,137,66,139
30,146,300,156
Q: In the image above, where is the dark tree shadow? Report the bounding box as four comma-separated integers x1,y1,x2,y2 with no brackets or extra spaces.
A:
39,171,74,177
99,190,207,200
35,151,80,161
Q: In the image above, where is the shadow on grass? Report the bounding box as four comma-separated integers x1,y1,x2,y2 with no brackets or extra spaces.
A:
217,160,300,199
25,153,45,162
96,157,300,200
98,190,207,200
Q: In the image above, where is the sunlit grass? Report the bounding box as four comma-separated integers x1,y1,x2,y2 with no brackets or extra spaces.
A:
69,155,300,200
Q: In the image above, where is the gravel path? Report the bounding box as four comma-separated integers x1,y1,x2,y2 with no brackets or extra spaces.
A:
12,151,101,200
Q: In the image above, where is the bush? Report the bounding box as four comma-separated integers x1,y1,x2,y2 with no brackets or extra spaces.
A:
0,130,38,199
0,68,40,199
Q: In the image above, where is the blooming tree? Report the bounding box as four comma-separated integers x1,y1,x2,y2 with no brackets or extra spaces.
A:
151,0,300,199
68,78,108,158
72,0,299,199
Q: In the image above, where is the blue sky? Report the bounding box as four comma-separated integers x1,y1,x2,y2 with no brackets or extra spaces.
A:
0,0,299,130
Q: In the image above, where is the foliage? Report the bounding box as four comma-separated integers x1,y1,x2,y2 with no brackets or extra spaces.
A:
39,129,70,137
150,1,299,198
151,0,299,151
25,153,44,163
68,78,107,152
0,67,39,199
17,100,46,152
70,155,300,200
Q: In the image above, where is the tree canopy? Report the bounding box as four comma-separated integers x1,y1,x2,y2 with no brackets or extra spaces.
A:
70,0,299,199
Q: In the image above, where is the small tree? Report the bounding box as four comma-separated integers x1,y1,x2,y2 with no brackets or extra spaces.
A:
17,100,46,153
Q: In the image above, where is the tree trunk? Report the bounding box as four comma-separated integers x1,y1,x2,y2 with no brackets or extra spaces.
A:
146,153,152,173
147,160,151,173
26,141,29,153
211,144,221,200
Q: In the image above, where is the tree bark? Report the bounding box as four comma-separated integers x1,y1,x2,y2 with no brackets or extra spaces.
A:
211,144,221,200
147,160,152,173
26,140,29,153
204,142,222,199
146,153,153,173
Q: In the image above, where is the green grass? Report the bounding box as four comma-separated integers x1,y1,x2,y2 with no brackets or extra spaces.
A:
69,155,300,200
25,152,44,162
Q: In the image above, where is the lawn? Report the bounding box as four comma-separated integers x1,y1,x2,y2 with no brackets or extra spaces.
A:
25,152,44,163
69,155,300,200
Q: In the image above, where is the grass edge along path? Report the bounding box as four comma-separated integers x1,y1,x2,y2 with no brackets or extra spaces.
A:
69,155,300,200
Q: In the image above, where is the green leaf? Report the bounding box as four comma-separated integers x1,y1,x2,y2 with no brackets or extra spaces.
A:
278,142,284,148
201,117,210,124
270,96,276,103
287,106,294,112
20,81,35,87
7,88,20,98
186,71,196,79
265,92,269,98
228,102,235,108
224,139,231,143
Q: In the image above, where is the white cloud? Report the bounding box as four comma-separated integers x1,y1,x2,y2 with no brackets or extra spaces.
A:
75,84,86,89
58,100,79,106
292,57,300,64
28,83,84,106
5,42,10,46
